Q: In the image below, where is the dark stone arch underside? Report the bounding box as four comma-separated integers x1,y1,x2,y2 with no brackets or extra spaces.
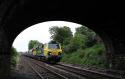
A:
0,0,125,79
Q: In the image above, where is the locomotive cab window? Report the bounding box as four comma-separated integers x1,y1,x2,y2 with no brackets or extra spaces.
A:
48,44,60,49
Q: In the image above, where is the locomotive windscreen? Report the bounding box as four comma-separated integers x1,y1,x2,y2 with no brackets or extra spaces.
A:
48,44,60,49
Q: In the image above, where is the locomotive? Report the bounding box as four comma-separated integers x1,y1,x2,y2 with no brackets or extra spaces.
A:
27,41,62,63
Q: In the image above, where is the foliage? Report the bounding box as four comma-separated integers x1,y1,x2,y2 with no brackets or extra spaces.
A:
11,47,19,68
61,43,106,67
75,26,98,47
49,26,73,45
63,34,86,53
49,25,106,67
28,40,41,50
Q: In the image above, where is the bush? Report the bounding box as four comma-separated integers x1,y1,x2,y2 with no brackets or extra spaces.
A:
11,47,19,69
61,43,107,67
50,25,107,68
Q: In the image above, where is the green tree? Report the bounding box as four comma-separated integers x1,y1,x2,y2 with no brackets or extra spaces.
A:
75,26,97,47
61,26,106,67
28,40,40,50
49,26,73,45
64,33,86,53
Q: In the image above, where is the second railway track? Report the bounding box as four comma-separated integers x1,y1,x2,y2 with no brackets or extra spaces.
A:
26,56,87,79
54,63,123,79
24,56,124,79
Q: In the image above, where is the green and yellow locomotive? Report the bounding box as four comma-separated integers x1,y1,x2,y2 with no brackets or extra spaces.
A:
28,41,62,63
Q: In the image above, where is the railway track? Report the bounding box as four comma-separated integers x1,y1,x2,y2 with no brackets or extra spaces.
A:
25,57,68,79
27,61,45,79
24,56,124,79
26,56,87,79
54,63,124,79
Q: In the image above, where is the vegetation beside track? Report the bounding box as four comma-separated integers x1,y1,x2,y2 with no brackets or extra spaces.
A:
61,42,106,67
11,47,20,69
49,25,106,67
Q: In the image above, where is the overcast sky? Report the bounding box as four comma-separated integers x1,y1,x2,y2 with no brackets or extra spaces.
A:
12,21,82,52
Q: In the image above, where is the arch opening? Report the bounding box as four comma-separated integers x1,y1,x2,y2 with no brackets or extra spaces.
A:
11,20,109,69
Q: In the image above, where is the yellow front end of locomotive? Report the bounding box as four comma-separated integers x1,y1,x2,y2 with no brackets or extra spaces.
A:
47,49,62,56
43,43,62,57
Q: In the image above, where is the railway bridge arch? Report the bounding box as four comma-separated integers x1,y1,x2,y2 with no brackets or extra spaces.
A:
0,0,125,78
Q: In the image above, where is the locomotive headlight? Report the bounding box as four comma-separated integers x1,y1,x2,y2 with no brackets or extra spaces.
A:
48,52,52,55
